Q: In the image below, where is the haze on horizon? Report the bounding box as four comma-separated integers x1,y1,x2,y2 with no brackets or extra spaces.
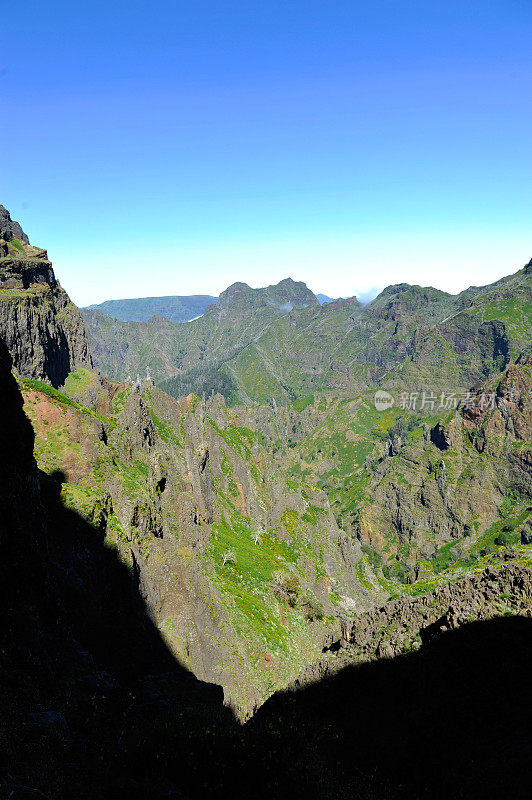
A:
1,0,531,306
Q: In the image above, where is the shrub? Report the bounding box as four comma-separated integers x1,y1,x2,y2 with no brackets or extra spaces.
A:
222,550,236,566
272,570,300,607
300,594,324,621
494,532,510,547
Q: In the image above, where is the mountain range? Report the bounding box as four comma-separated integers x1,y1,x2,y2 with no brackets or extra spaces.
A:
82,263,530,409
84,291,336,325
85,294,218,324
1,203,532,798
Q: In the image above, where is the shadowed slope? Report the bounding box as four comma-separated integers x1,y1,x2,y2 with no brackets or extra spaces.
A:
0,337,233,799
238,615,532,799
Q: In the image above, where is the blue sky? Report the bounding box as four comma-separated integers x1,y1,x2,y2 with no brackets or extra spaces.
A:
1,0,531,305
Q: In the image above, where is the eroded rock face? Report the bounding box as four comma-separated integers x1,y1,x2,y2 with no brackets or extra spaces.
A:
0,257,54,289
0,205,93,387
346,564,532,656
1,288,93,387
430,421,452,450
356,358,532,570
0,204,29,244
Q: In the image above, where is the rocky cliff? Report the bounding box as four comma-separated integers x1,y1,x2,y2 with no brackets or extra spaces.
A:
0,204,29,244
292,563,532,686
0,207,92,387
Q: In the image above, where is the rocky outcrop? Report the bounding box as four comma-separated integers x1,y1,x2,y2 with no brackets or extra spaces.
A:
346,563,532,654
0,256,54,289
0,287,93,387
0,204,93,387
292,564,532,687
0,204,29,244
430,420,452,450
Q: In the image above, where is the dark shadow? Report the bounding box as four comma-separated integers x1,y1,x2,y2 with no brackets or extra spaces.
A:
2,337,532,799
233,615,532,800
0,338,234,799
0,464,240,800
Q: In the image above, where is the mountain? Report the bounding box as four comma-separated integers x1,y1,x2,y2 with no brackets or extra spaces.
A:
83,262,532,408
316,292,335,304
85,293,218,324
1,203,532,797
81,277,321,388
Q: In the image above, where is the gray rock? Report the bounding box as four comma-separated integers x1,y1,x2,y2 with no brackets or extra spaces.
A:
521,527,532,545
0,211,93,387
0,204,30,244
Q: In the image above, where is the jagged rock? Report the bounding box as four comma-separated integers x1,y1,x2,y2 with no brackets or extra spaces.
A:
0,204,29,243
0,206,93,387
430,421,452,450
521,526,532,545
291,565,532,691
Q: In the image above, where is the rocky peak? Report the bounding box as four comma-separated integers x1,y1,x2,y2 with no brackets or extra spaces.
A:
215,281,254,309
322,296,360,313
0,204,30,244
213,278,318,317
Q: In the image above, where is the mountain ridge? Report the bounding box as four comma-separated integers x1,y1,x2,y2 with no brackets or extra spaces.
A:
85,293,217,324
81,259,531,404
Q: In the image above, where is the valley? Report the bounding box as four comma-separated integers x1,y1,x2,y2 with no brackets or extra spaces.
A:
1,203,531,798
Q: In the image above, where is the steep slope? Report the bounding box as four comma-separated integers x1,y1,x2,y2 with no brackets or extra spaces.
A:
21,376,380,712
0,333,232,800
85,293,217,323
0,207,92,387
353,357,532,582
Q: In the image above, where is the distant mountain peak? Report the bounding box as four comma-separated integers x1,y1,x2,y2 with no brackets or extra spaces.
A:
322,296,360,312
214,278,318,316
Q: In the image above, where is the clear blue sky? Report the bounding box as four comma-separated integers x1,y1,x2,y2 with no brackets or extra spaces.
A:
1,0,531,305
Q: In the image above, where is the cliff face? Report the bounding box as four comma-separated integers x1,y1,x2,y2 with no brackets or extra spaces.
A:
0,207,92,387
